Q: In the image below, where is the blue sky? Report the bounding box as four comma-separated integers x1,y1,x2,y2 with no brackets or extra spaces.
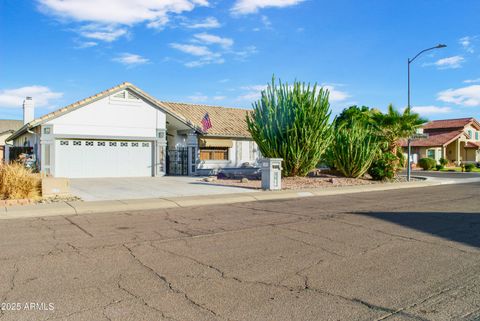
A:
1,0,480,121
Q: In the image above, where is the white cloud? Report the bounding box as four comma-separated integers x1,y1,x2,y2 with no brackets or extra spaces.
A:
38,0,209,41
170,43,212,56
75,40,98,49
237,85,268,101
459,36,475,53
184,16,220,29
193,33,234,48
430,55,465,69
437,85,480,107
0,86,63,108
112,53,149,66
231,0,304,14
233,45,258,60
170,43,225,67
411,105,452,116
78,24,128,42
213,95,226,100
464,78,480,84
322,85,350,102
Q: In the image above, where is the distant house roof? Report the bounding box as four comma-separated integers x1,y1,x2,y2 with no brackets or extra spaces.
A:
399,130,466,147
399,117,480,148
0,119,23,136
422,117,480,130
7,82,253,141
161,101,251,137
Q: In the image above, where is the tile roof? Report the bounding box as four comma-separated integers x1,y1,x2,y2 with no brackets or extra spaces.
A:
399,130,465,147
160,101,251,137
465,141,480,148
423,118,480,130
0,119,22,135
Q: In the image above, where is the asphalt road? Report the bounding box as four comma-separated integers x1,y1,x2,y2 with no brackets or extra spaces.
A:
407,170,480,179
1,183,480,321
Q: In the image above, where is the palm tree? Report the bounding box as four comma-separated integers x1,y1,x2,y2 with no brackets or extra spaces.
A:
373,104,427,155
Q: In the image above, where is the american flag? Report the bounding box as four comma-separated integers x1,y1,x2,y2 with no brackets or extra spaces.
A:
201,112,212,131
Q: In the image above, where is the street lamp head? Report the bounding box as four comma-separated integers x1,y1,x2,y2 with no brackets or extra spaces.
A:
436,44,447,48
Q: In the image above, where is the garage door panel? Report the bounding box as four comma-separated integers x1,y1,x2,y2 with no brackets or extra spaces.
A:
55,139,153,178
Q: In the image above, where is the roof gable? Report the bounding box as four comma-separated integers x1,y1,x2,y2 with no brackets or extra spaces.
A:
7,82,202,141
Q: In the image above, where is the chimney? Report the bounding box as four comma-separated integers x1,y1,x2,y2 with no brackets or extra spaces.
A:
23,97,34,124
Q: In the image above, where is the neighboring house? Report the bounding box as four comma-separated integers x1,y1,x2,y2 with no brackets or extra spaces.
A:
0,119,23,162
400,117,480,165
7,82,261,178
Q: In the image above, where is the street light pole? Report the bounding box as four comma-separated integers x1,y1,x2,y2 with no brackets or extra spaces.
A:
406,44,447,182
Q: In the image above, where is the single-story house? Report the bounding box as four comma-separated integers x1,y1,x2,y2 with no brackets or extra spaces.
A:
7,82,261,178
400,117,480,165
0,119,23,162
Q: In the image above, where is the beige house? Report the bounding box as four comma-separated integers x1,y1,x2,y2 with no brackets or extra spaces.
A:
401,117,480,165
0,120,23,162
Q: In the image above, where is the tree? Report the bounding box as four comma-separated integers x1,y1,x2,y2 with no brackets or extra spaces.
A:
335,105,379,129
246,77,333,177
372,104,426,155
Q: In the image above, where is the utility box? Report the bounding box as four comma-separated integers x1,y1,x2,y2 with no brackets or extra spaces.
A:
260,158,283,190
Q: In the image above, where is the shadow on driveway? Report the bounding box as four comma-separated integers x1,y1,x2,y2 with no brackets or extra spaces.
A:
356,211,480,248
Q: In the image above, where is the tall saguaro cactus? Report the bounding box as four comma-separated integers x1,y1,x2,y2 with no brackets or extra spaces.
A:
246,78,333,177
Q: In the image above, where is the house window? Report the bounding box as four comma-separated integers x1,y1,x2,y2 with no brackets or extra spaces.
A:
427,149,436,159
43,127,51,134
200,147,229,161
476,132,479,141
468,130,473,138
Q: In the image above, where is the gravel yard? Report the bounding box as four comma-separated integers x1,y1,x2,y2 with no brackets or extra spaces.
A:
201,173,414,190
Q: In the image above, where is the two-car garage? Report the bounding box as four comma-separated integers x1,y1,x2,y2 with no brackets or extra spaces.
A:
54,139,153,178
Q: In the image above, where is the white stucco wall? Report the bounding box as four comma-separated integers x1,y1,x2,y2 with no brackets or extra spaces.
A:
46,92,166,138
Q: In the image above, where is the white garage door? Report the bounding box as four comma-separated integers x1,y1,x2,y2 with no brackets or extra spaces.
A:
55,139,153,178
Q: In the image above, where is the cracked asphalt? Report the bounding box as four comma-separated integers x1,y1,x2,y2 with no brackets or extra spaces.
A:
0,182,479,321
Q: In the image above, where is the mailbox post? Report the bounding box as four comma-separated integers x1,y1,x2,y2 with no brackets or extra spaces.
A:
260,158,283,190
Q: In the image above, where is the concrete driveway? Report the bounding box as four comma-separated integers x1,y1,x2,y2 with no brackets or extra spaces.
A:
70,176,255,201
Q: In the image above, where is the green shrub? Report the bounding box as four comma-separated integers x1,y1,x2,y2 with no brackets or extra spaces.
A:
465,163,475,172
418,158,436,170
439,158,448,167
436,164,444,171
246,77,333,177
368,152,397,180
330,122,380,178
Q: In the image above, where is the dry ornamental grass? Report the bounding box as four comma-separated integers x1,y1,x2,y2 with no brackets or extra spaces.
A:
0,163,41,200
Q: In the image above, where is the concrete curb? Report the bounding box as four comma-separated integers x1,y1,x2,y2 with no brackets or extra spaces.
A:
2,177,479,220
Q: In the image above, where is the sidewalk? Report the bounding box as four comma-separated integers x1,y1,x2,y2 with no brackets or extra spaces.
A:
3,176,476,220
